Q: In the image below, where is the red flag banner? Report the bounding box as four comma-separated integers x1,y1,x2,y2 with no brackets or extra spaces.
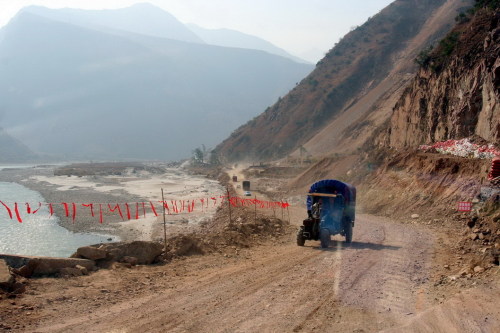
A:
82,203,95,217
108,204,124,220
149,202,158,216
72,202,77,222
32,202,42,214
61,202,69,217
0,195,291,224
125,203,131,220
13,203,22,223
1,201,13,220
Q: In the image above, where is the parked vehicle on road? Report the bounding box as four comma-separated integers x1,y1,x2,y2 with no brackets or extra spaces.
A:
242,180,251,191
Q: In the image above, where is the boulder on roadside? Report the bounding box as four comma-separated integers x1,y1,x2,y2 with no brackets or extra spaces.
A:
75,265,89,275
120,256,138,266
473,266,485,273
74,241,163,266
59,267,84,277
73,246,108,260
2,256,95,278
0,259,15,290
10,282,26,294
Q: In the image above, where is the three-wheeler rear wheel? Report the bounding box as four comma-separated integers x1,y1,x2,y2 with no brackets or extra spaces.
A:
320,228,330,248
344,221,353,243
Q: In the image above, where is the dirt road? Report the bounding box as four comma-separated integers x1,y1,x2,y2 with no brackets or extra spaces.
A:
5,208,497,333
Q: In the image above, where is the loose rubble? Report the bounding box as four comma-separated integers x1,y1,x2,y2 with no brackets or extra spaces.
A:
419,138,500,159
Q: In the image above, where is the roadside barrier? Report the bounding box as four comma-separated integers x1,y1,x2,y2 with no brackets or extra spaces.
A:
0,195,290,223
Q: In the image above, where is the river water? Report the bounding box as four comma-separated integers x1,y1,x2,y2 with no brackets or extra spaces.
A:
0,180,112,257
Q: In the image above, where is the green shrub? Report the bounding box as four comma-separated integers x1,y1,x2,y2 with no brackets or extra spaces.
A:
474,0,500,9
415,45,434,67
455,12,470,23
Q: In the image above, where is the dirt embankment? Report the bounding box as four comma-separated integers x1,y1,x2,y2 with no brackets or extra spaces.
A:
358,151,492,217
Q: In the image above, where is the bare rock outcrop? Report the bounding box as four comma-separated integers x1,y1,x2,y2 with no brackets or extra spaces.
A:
72,241,163,266
0,255,96,278
0,259,14,290
388,9,500,148
75,246,108,260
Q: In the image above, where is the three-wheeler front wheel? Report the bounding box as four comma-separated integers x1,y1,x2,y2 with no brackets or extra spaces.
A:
297,227,305,246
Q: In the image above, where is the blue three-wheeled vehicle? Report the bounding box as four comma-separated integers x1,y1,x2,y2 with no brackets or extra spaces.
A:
297,179,356,248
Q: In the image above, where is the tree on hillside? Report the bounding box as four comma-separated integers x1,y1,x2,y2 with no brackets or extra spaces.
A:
475,0,499,9
208,150,221,166
192,147,205,165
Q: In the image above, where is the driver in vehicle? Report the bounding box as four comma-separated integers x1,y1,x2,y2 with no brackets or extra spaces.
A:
319,193,343,226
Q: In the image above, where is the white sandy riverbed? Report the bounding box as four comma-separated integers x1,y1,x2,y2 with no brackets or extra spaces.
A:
22,166,224,241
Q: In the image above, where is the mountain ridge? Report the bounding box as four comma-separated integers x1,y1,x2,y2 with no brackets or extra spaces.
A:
18,3,306,64
215,0,471,162
187,24,308,64
21,3,204,44
0,8,312,161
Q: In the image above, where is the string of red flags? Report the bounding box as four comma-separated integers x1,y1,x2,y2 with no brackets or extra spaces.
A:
0,195,290,223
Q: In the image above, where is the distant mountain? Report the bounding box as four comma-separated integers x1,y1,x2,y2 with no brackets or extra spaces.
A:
22,3,204,44
187,24,308,64
0,9,312,161
0,128,37,162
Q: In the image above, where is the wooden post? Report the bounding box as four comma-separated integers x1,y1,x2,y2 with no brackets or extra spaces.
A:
161,188,167,253
287,202,291,224
254,195,257,223
227,187,232,224
281,199,284,220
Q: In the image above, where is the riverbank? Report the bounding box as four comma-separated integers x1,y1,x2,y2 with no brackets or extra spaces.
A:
0,163,224,246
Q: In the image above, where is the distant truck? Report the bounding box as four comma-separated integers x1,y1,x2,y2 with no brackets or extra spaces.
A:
242,180,251,191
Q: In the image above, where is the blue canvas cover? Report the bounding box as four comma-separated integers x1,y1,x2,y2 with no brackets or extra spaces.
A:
307,179,356,208
307,179,356,221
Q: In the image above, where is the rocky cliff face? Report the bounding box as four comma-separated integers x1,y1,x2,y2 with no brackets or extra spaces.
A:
388,8,500,148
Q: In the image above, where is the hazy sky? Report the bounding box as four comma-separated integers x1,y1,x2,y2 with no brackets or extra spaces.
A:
0,0,394,62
